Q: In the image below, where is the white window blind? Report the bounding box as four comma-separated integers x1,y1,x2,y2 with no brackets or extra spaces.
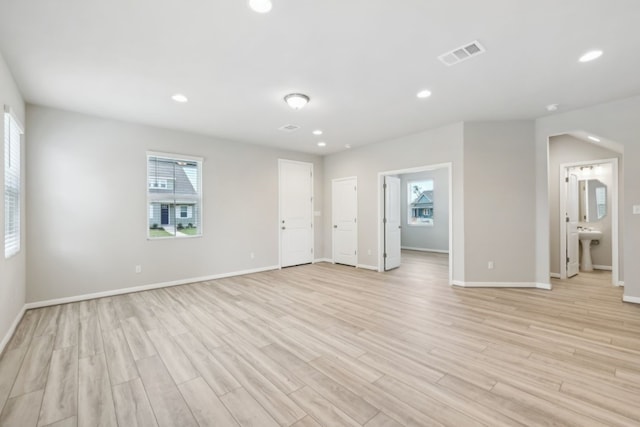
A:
4,108,23,258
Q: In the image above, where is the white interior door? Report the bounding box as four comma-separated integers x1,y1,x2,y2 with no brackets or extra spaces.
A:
566,172,579,277
332,177,357,266
279,160,313,267
384,176,401,270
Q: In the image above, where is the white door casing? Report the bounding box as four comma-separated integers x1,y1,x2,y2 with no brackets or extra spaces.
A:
279,159,313,267
332,177,358,266
566,172,579,277
384,176,401,270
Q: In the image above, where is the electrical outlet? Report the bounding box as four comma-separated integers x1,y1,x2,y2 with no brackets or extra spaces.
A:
488,261,494,270
135,265,142,274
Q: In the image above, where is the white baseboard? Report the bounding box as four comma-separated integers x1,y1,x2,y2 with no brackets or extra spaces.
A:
593,265,612,271
451,281,551,290
24,265,280,310
550,273,561,279
357,264,378,271
623,295,640,304
401,246,449,254
0,306,26,355
313,258,333,264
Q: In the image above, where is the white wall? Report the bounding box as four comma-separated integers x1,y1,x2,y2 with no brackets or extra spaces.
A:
463,121,537,283
400,169,449,252
26,105,323,303
323,122,464,278
548,135,622,275
0,52,26,350
536,95,640,301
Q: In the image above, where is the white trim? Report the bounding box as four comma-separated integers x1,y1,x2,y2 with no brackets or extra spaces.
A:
617,281,624,287
3,105,25,133
451,281,552,290
592,265,612,271
24,265,280,310
0,306,26,355
550,272,561,279
401,246,449,254
146,150,204,163
622,295,640,304
356,264,378,271
314,258,333,264
558,158,619,286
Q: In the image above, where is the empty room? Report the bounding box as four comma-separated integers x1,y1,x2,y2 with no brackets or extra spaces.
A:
1,1,640,426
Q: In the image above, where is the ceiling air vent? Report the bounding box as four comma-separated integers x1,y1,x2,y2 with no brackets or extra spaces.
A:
278,124,300,132
438,40,486,66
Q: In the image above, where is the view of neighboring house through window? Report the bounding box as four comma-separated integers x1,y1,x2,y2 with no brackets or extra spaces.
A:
147,152,202,238
4,108,23,258
408,179,434,226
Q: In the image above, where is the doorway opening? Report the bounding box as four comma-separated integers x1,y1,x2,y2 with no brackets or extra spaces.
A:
377,163,453,284
547,132,623,287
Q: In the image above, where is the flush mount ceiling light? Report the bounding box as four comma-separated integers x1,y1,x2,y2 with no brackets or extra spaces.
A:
312,129,323,135
171,94,188,103
417,89,432,99
546,103,559,112
579,50,603,62
345,144,352,149
284,93,310,110
248,0,272,13
317,141,326,147
588,135,601,142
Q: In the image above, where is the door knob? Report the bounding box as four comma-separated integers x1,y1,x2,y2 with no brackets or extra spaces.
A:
334,225,338,228
281,226,286,230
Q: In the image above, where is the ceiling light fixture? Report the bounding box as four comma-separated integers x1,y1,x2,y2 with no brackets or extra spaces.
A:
587,135,601,142
312,129,323,135
546,103,559,112
171,94,188,103
579,50,603,62
248,0,272,13
317,142,326,147
284,93,310,110
345,144,351,149
417,89,432,99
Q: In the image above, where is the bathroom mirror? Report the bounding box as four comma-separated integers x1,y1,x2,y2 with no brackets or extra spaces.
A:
579,179,606,222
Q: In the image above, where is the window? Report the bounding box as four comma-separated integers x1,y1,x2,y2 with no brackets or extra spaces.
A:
147,152,202,238
408,179,434,226
4,108,23,258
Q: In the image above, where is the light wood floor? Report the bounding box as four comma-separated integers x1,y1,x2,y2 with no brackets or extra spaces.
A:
1,251,639,426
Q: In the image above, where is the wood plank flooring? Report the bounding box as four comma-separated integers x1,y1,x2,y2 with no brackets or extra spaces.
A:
1,250,639,426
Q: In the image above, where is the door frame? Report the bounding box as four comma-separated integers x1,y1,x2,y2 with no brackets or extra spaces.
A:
278,159,314,268
377,162,453,285
332,176,358,267
559,158,619,284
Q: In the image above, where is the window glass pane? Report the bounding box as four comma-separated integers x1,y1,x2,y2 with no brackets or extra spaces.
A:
147,154,202,238
4,112,22,258
407,179,434,226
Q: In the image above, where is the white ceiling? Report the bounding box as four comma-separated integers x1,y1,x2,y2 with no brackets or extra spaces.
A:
1,0,639,154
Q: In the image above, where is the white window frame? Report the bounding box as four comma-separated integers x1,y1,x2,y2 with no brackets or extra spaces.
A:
407,179,434,227
4,106,23,258
146,151,203,239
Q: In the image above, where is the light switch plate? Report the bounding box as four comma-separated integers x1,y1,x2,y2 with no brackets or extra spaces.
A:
634,205,640,215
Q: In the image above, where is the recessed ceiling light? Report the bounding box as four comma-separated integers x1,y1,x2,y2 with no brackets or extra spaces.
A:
284,93,310,110
317,142,326,147
248,0,272,13
345,144,351,149
588,136,601,142
546,103,559,112
579,50,603,63
171,94,188,103
417,89,432,99
312,130,323,136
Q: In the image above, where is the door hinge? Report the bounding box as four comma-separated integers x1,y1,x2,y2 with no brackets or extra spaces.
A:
311,248,314,254
565,177,569,183
383,218,387,224
354,186,357,191
354,218,357,223
354,250,357,255
383,253,387,258
566,217,569,223
566,256,570,263
383,183,387,190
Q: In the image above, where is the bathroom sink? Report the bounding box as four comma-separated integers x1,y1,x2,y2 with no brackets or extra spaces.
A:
578,230,602,240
